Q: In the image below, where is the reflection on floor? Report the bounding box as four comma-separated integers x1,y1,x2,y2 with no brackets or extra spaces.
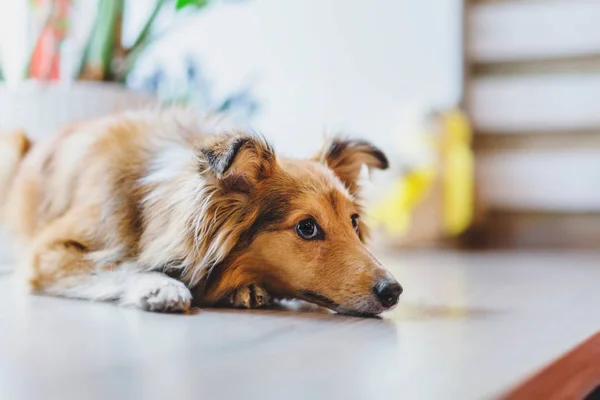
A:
1,250,599,400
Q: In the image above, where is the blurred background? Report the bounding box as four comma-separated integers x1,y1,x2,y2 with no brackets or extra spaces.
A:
0,0,598,252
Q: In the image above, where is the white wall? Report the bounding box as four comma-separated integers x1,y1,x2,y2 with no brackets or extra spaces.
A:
0,0,29,82
136,0,462,158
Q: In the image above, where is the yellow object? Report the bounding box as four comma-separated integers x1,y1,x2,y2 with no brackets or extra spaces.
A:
369,108,473,240
370,167,435,235
439,110,474,236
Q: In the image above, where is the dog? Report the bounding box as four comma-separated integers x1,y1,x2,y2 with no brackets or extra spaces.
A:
0,109,402,316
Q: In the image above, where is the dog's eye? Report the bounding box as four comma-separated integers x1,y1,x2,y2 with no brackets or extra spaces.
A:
296,218,323,240
351,214,359,232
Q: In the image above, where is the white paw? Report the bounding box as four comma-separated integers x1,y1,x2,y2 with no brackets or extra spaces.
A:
140,282,192,312
228,284,271,309
122,274,192,313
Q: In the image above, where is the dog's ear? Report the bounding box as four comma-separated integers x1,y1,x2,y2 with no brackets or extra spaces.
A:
197,132,276,194
314,137,389,195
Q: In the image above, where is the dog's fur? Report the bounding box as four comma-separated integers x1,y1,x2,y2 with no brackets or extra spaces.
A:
0,109,400,315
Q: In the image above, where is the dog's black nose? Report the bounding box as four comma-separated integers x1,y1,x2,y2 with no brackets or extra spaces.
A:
374,280,402,308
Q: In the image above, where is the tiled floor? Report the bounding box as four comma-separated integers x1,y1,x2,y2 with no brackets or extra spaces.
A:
1,250,599,400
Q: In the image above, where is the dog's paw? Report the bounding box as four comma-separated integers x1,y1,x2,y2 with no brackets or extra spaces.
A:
140,281,192,312
228,284,271,309
122,274,192,313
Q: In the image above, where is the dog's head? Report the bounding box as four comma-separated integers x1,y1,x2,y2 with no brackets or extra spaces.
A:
197,133,402,316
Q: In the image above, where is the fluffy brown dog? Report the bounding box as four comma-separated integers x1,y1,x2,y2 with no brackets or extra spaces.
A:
0,109,402,316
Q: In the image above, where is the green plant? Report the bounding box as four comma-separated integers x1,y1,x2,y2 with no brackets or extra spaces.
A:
79,0,212,82
17,0,259,121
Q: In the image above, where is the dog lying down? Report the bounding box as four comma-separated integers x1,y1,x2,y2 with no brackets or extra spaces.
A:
0,109,402,316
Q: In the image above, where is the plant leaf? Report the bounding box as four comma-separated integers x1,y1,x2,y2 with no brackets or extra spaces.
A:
175,0,209,11
79,0,124,81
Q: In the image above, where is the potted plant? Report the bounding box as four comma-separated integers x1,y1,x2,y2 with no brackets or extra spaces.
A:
0,0,257,138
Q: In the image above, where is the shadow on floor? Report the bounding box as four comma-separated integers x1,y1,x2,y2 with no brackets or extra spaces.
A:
389,302,499,321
